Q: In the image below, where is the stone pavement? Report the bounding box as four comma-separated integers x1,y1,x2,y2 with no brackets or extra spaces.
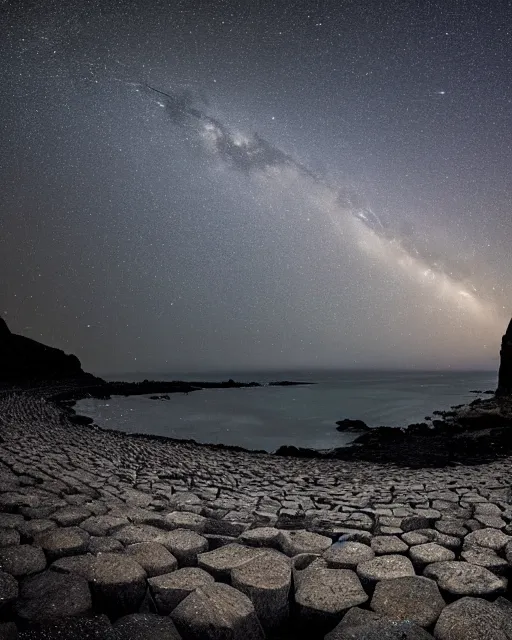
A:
0,393,512,639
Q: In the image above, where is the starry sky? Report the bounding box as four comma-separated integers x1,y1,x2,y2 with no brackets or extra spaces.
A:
1,0,511,374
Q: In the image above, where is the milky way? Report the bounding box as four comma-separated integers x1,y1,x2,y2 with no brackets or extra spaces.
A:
139,83,504,331
1,0,510,372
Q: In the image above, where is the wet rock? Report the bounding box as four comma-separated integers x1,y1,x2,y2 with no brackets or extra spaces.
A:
370,576,445,628
277,529,331,556
295,567,368,626
409,543,455,569
357,554,415,588
434,596,512,640
0,570,18,609
334,530,373,545
157,529,208,566
335,419,370,432
371,536,408,555
197,543,261,580
15,570,92,623
171,583,264,640
113,613,182,640
231,550,291,631
125,542,177,577
149,567,214,615
35,526,89,561
424,560,507,596
323,541,375,569
0,545,46,577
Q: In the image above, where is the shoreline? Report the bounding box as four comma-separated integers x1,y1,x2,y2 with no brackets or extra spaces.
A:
1,382,512,638
50,376,512,469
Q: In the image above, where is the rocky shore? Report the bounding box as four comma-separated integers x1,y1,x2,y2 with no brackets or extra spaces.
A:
2,318,512,639
1,387,512,639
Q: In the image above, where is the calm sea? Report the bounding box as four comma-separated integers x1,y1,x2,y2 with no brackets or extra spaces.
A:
76,370,497,452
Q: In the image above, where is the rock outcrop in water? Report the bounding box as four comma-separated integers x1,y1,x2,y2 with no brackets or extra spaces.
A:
0,317,100,386
497,318,512,396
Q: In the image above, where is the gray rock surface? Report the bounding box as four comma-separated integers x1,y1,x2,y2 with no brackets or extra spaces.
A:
114,613,182,640
0,571,18,609
0,545,46,577
434,596,512,640
370,576,445,627
171,583,264,640
231,550,291,630
357,554,415,587
323,541,375,569
16,570,92,623
424,561,507,596
148,567,214,614
125,542,178,577
295,567,368,623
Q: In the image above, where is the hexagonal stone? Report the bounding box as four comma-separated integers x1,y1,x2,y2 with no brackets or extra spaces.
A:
15,570,92,623
295,567,368,624
461,546,509,575
149,567,215,614
371,536,408,555
112,524,164,546
88,553,148,617
125,542,177,577
15,615,116,640
88,536,124,555
50,506,92,527
424,561,507,596
18,519,57,543
156,529,208,566
506,540,512,565
291,554,328,588
239,527,280,548
163,511,207,532
0,570,18,609
415,529,461,550
434,519,468,538
198,543,261,580
0,545,46,577
357,554,415,588
0,528,20,548
325,615,435,639
323,541,375,569
277,530,331,557
370,576,445,628
171,583,264,640
402,531,431,546
434,596,512,640
409,543,455,569
35,527,89,561
113,613,182,639
80,514,129,536
0,514,24,530
401,515,432,532
231,550,291,631
464,528,511,552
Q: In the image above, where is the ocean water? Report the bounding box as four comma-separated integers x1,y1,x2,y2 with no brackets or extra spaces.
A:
76,370,497,453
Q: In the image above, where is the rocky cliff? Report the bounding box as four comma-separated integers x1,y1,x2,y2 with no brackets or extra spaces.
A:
0,318,100,385
497,318,512,395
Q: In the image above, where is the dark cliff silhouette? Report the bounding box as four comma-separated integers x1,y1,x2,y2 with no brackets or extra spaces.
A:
497,318,512,396
0,318,100,385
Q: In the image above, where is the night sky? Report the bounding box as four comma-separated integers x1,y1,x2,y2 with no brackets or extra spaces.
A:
1,0,511,374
